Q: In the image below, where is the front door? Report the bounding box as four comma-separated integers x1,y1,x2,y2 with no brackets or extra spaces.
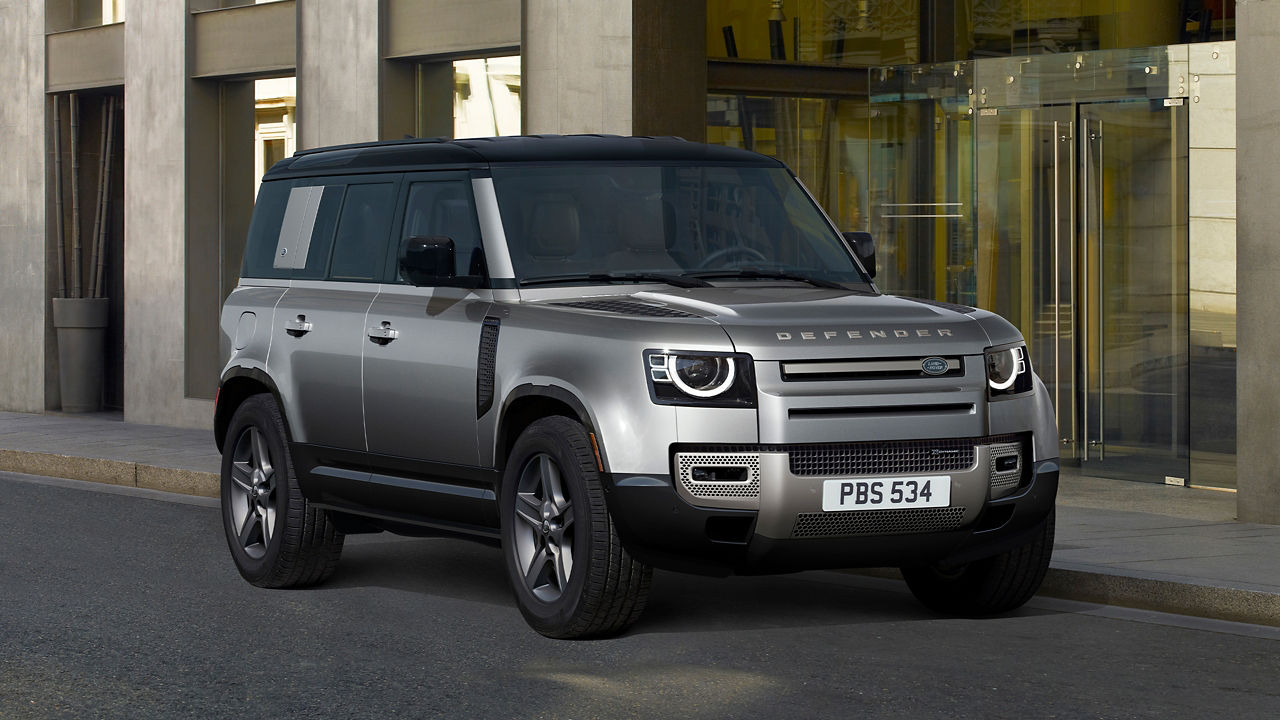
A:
979,99,1189,481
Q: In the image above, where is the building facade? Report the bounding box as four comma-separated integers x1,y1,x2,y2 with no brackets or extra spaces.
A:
1,0,1275,521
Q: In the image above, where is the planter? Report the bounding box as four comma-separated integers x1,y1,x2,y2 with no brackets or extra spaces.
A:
52,297,110,412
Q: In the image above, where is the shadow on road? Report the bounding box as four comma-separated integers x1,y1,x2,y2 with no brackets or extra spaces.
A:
316,533,1058,635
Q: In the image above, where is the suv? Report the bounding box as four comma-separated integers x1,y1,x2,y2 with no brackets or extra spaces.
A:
215,135,1059,638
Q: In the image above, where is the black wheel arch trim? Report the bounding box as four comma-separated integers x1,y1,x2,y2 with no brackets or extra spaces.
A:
496,384,609,473
216,366,290,453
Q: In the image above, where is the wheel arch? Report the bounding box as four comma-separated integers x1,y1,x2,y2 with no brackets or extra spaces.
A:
495,384,607,474
215,367,289,452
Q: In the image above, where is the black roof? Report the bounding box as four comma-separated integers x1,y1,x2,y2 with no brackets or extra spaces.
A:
263,134,783,179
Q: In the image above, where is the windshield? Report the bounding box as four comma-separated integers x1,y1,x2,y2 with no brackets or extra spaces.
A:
490,164,870,286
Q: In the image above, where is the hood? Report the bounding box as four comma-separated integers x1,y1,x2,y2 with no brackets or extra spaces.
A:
627,286,1013,360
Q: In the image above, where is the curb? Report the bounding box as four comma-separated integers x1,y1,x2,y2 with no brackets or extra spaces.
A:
1037,567,1280,628
4,448,1278,628
0,449,218,498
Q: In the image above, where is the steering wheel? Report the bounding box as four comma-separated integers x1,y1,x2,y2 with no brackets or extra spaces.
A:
697,246,768,269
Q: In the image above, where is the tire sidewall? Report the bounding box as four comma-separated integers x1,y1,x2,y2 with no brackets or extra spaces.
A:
220,395,293,585
499,419,595,632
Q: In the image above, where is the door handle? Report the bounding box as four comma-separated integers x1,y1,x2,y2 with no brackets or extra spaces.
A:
285,315,312,337
368,320,399,345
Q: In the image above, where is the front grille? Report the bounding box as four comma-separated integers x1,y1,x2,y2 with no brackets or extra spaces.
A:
675,452,761,499
788,438,979,476
791,507,967,538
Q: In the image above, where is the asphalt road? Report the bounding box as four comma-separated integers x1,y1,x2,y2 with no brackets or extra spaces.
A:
2,470,1278,720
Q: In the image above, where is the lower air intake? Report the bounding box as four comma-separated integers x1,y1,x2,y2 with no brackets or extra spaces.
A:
790,506,967,538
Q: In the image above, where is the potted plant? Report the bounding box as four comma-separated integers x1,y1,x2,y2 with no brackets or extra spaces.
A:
51,93,118,412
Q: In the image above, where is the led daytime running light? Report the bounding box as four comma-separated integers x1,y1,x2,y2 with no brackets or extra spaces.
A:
987,346,1026,391
669,355,736,398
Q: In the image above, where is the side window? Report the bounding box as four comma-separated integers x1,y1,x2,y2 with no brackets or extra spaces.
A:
328,182,397,282
289,185,343,280
394,180,485,283
263,182,343,280
241,180,294,279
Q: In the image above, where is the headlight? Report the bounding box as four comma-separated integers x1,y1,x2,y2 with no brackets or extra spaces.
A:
985,344,1033,396
645,351,756,407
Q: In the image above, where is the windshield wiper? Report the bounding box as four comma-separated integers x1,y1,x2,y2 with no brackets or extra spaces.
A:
683,269,847,290
519,272,711,289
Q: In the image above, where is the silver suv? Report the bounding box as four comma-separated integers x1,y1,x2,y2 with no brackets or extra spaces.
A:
215,135,1059,638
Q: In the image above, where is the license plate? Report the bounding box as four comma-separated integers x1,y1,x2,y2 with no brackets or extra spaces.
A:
821,476,951,512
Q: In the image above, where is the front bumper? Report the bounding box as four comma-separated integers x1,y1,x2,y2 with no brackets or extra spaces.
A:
603,456,1059,576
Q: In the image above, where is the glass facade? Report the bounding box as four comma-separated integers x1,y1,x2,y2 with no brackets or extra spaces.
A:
706,2,1237,487
708,1,1233,65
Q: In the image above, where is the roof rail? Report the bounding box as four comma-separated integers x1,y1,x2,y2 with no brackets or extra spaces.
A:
292,136,450,158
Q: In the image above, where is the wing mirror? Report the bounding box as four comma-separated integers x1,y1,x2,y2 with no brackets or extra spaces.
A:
843,231,877,279
400,236,464,287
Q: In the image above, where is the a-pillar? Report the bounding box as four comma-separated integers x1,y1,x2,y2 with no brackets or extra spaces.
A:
1236,0,1280,524
522,0,706,139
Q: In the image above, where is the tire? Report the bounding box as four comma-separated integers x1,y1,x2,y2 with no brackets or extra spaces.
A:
500,416,652,639
220,394,344,588
901,509,1055,616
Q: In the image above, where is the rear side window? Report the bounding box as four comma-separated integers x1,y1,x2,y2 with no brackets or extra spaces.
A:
287,185,343,280
241,180,294,279
329,183,397,282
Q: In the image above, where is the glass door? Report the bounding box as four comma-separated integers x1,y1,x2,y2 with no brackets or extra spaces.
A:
976,104,1077,459
1078,100,1189,480
977,99,1188,480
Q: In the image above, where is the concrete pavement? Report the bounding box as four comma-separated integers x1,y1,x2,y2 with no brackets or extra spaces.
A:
1,409,1276,627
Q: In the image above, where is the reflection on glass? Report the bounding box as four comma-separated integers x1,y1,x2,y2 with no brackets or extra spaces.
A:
254,77,296,196
706,1,1232,65
707,94,870,237
452,56,521,139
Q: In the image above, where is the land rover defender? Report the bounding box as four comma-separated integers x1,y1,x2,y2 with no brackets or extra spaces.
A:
215,135,1059,638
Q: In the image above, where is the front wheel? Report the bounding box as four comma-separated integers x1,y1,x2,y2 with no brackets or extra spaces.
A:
500,416,652,639
901,509,1055,616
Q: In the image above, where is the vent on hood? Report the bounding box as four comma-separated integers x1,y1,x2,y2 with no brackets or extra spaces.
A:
901,297,978,314
553,300,698,318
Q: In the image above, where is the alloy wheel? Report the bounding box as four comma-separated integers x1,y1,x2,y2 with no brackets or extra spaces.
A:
512,453,576,602
228,425,277,560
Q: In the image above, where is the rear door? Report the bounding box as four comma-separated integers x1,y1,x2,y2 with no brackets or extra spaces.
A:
267,175,399,453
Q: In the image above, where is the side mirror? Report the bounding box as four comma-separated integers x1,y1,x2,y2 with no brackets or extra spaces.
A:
843,231,877,279
400,236,456,286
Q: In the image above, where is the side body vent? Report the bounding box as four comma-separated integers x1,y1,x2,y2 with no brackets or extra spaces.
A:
553,300,698,318
476,317,501,417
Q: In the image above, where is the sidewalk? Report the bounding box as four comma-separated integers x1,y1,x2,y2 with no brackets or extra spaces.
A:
1,410,1276,627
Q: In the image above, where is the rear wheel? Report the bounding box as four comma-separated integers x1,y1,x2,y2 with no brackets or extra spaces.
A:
500,416,652,639
220,394,344,588
901,509,1055,616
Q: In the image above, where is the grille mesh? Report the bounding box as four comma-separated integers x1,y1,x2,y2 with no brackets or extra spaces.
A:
988,441,1023,496
554,300,698,318
675,453,761,499
476,318,500,416
788,438,978,476
791,507,967,538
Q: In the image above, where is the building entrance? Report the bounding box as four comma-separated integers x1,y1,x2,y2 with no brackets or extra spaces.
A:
977,100,1188,481
867,46,1214,484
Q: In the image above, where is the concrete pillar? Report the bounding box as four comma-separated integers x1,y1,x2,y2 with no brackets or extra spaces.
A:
1236,0,1280,524
297,0,381,148
122,0,211,428
522,0,705,138
0,1,48,414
